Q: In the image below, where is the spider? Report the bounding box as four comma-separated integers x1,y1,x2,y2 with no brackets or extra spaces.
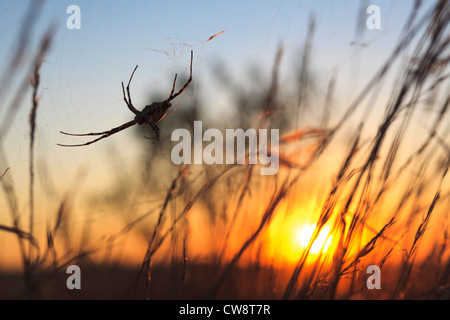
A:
58,50,193,147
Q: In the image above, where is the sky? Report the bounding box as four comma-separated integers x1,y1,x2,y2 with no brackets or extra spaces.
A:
0,0,438,268
0,1,421,169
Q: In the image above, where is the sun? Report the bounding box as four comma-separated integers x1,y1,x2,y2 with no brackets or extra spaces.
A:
265,213,335,265
296,223,333,254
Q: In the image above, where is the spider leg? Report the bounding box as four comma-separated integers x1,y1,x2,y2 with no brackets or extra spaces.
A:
122,65,139,115
121,82,134,113
149,122,160,143
167,50,193,101
58,119,138,147
168,73,177,100
58,133,114,147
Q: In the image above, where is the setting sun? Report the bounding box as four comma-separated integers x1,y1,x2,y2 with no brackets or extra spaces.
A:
265,212,336,265
296,224,333,254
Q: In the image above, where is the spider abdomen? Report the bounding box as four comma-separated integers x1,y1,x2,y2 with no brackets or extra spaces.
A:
138,101,171,124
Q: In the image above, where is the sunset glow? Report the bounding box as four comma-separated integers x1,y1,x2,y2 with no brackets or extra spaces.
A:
297,224,333,254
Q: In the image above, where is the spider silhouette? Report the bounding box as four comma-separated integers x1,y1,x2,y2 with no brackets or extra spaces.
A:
58,50,193,147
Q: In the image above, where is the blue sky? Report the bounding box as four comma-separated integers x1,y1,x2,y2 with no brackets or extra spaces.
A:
0,0,428,197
